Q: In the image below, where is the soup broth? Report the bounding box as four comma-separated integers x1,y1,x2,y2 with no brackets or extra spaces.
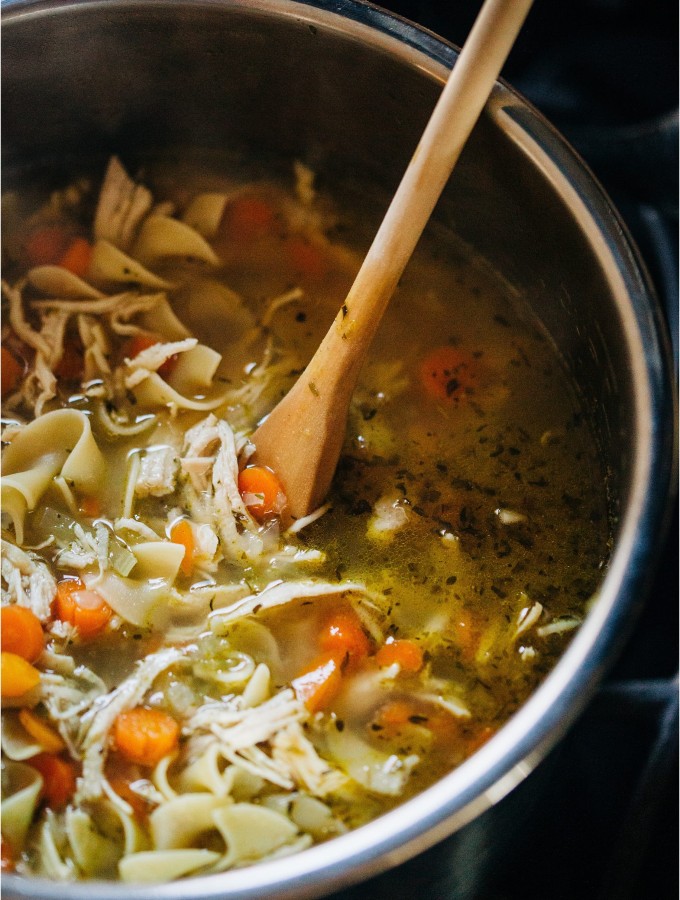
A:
0,157,610,881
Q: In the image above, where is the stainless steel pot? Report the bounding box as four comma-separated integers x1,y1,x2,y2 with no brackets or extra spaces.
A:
1,1,676,898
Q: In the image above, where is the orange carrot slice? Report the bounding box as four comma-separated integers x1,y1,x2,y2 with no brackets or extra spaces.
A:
24,224,72,267
1,652,41,699
221,196,275,242
238,466,286,520
419,345,480,403
112,707,180,766
58,237,93,278
170,519,194,576
375,637,424,672
29,753,77,809
319,608,371,672
292,652,344,714
54,578,112,639
1,605,45,663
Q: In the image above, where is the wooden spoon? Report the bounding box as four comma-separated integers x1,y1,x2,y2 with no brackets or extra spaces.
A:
251,0,534,521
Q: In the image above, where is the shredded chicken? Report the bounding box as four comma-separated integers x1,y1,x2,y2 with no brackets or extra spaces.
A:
209,579,365,630
93,156,153,252
180,414,261,561
76,647,187,801
135,445,179,498
187,690,323,791
1,541,57,622
188,689,306,751
53,524,99,572
124,337,197,388
77,315,111,379
272,723,347,796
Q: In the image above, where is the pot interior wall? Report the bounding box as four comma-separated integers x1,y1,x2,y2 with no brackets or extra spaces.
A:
2,0,638,525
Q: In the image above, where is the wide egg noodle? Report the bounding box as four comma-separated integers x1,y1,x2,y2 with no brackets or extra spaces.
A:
64,805,123,877
131,369,228,412
178,278,254,341
181,192,230,238
287,793,347,840
136,295,192,341
131,541,185,581
118,848,221,884
88,239,175,291
1,409,106,543
131,215,221,267
149,792,232,850
99,797,149,857
83,569,179,628
1,712,44,761
0,761,43,851
151,753,179,802
34,810,76,881
27,265,104,299
323,726,420,797
176,744,237,797
166,343,223,393
217,620,283,677
192,649,256,691
210,803,303,871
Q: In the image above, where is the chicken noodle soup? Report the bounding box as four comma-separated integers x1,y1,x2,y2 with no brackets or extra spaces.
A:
0,157,610,881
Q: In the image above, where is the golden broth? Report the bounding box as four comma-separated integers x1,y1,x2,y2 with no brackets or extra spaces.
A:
0,158,609,880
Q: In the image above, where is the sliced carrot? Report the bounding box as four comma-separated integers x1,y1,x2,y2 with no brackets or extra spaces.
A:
292,652,344,714
125,333,158,358
1,836,15,872
372,698,458,745
373,699,419,730
1,346,23,397
221,196,275,242
54,578,112,639
18,709,65,754
170,519,194,576
426,708,462,746
29,753,77,809
112,707,180,767
1,605,45,663
375,637,424,672
419,345,480,404
122,333,177,377
319,608,371,672
23,224,72,267
1,652,41,699
286,235,328,280
54,334,84,381
79,495,101,518
107,771,153,819
238,466,286,520
58,237,92,279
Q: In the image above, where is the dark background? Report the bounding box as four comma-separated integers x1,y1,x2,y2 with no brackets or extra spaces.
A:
339,2,679,898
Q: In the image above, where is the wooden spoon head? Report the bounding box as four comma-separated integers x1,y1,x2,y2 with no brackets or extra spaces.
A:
250,375,349,522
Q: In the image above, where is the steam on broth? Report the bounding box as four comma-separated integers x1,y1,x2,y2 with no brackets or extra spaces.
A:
0,157,609,881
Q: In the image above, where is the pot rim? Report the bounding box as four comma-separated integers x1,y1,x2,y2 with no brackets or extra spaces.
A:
2,1,676,898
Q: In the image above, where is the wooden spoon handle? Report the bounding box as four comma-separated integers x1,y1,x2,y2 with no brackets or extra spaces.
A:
298,0,533,398
252,0,534,518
